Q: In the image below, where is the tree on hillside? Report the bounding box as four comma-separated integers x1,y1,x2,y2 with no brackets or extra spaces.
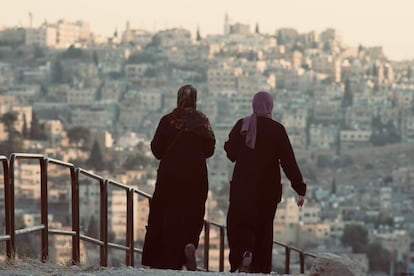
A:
196,27,201,41
341,223,368,253
30,110,47,140
342,78,353,108
86,215,98,238
61,45,84,59
22,114,28,138
52,59,64,83
67,126,90,149
0,111,24,155
86,140,105,171
366,242,391,273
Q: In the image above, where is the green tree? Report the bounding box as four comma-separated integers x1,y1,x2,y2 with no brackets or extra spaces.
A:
0,111,24,155
342,78,353,108
22,113,28,138
93,50,99,67
52,59,64,83
341,223,368,253
30,110,47,140
196,27,201,41
86,215,99,238
1,111,18,134
255,22,260,34
14,215,36,257
366,242,391,273
61,45,84,59
375,210,394,227
33,46,45,58
331,178,336,195
67,126,90,149
86,140,105,171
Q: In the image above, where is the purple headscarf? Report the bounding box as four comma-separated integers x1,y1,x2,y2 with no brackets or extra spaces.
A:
241,91,273,149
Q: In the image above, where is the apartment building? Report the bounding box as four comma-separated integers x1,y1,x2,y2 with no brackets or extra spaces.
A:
207,63,243,94
138,90,162,112
125,63,150,85
66,88,96,106
70,106,115,130
309,123,338,150
339,130,371,149
345,106,374,130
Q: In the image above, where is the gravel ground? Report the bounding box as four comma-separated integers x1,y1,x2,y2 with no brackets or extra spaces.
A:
0,259,304,276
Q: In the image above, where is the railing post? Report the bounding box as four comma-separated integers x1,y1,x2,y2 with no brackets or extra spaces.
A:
72,167,80,264
219,226,225,272
299,251,305,273
1,156,12,259
100,179,108,267
203,221,210,271
8,154,16,259
126,188,134,266
285,246,290,274
40,157,49,262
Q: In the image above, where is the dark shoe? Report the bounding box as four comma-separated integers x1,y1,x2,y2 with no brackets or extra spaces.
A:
239,251,252,272
184,243,197,271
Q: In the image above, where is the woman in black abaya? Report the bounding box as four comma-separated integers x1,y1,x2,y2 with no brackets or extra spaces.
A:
142,84,215,271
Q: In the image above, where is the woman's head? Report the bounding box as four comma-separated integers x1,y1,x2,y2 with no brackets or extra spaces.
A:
252,91,273,118
177,84,197,109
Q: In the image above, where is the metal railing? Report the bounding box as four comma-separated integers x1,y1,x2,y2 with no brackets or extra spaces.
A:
0,153,315,273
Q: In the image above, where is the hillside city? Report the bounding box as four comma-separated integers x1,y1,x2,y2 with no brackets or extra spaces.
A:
1,14,414,275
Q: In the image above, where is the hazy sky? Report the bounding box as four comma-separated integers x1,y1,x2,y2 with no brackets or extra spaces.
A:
2,0,414,60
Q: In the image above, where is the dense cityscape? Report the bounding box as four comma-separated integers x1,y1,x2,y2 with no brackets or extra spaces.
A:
1,13,414,275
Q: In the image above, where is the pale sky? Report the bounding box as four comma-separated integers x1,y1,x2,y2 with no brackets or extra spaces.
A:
2,0,414,60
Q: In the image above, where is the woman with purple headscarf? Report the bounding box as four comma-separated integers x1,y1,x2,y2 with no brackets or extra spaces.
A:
142,84,215,271
224,91,306,273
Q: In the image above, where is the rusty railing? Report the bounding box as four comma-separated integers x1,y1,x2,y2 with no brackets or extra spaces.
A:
0,153,315,273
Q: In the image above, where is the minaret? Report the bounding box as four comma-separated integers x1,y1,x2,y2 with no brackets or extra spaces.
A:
123,20,132,43
224,12,230,35
28,12,33,28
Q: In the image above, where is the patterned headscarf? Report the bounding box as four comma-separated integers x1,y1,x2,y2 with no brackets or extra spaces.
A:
167,85,215,140
241,91,273,149
177,84,197,109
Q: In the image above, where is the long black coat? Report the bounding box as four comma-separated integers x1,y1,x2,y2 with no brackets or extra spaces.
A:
142,114,215,269
224,117,306,273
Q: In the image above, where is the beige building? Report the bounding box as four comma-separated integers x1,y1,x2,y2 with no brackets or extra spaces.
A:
0,95,17,114
25,26,57,47
55,19,80,48
13,162,41,199
311,54,341,83
48,223,87,264
207,64,243,94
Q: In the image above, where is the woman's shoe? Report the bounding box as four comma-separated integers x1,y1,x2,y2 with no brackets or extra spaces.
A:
239,251,252,272
184,243,197,271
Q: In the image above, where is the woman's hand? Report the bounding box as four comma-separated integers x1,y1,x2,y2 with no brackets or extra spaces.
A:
297,195,305,207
